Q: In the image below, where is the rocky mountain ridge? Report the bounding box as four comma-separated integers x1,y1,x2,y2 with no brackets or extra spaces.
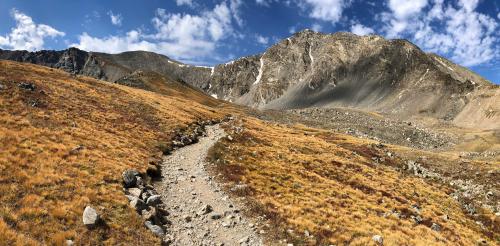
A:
1,30,498,128
207,30,495,121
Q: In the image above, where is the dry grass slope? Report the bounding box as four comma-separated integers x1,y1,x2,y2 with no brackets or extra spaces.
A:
0,61,226,245
208,117,497,245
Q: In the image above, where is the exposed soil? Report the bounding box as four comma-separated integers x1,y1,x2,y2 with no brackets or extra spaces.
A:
154,125,263,245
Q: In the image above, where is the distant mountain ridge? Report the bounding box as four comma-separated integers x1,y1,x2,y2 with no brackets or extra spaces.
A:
1,30,498,129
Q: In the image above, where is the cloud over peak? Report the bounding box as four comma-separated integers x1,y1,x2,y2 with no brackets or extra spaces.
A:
72,1,241,63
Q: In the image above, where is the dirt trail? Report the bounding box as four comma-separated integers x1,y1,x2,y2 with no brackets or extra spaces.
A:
155,124,263,246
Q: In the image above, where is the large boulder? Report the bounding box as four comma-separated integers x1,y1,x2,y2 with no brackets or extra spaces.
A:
146,195,162,206
122,169,140,188
82,206,100,228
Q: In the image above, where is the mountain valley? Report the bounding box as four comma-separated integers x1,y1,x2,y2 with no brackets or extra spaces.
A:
0,30,498,245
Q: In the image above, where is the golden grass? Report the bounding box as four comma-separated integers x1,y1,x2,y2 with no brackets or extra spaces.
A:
0,61,225,245
208,117,496,245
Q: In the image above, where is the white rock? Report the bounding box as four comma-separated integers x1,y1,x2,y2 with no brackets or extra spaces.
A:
128,188,142,198
82,206,99,227
372,235,383,244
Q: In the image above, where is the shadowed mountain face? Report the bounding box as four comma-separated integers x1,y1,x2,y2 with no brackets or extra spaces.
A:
1,30,498,128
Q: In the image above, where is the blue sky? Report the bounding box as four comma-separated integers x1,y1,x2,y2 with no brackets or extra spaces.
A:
0,0,499,83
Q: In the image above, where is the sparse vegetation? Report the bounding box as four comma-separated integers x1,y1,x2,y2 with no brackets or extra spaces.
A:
208,117,497,245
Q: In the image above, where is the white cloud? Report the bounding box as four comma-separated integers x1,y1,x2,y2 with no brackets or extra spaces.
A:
351,23,374,35
383,0,499,66
176,0,194,7
256,34,269,45
0,9,65,51
301,0,348,24
229,0,244,27
72,1,241,62
256,0,278,7
388,0,428,19
107,11,123,26
311,23,322,32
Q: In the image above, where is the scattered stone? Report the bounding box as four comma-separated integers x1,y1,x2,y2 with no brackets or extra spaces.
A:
431,223,441,232
211,213,223,220
0,83,5,90
69,145,84,155
145,221,164,237
141,207,157,221
238,236,249,244
18,82,36,91
198,204,213,215
183,215,192,222
304,230,310,237
413,215,423,224
128,188,142,198
146,195,162,206
82,206,99,228
227,135,233,141
372,235,383,245
122,169,140,188
66,240,74,246
130,198,147,212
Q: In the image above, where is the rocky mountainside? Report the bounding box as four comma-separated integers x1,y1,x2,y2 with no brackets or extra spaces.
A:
1,30,498,127
206,30,497,122
0,47,212,90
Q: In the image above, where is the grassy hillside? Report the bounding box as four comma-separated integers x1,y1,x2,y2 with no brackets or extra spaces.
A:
209,118,497,245
0,61,225,245
0,60,497,245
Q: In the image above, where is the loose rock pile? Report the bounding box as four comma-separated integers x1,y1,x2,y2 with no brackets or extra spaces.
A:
119,117,232,244
122,168,171,241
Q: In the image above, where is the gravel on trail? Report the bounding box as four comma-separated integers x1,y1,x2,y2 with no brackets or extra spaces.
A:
154,124,263,246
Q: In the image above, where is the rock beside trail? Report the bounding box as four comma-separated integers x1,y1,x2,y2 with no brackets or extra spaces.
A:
128,188,142,198
146,195,162,206
145,220,165,237
130,197,147,212
82,206,99,228
146,164,161,178
122,169,140,188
